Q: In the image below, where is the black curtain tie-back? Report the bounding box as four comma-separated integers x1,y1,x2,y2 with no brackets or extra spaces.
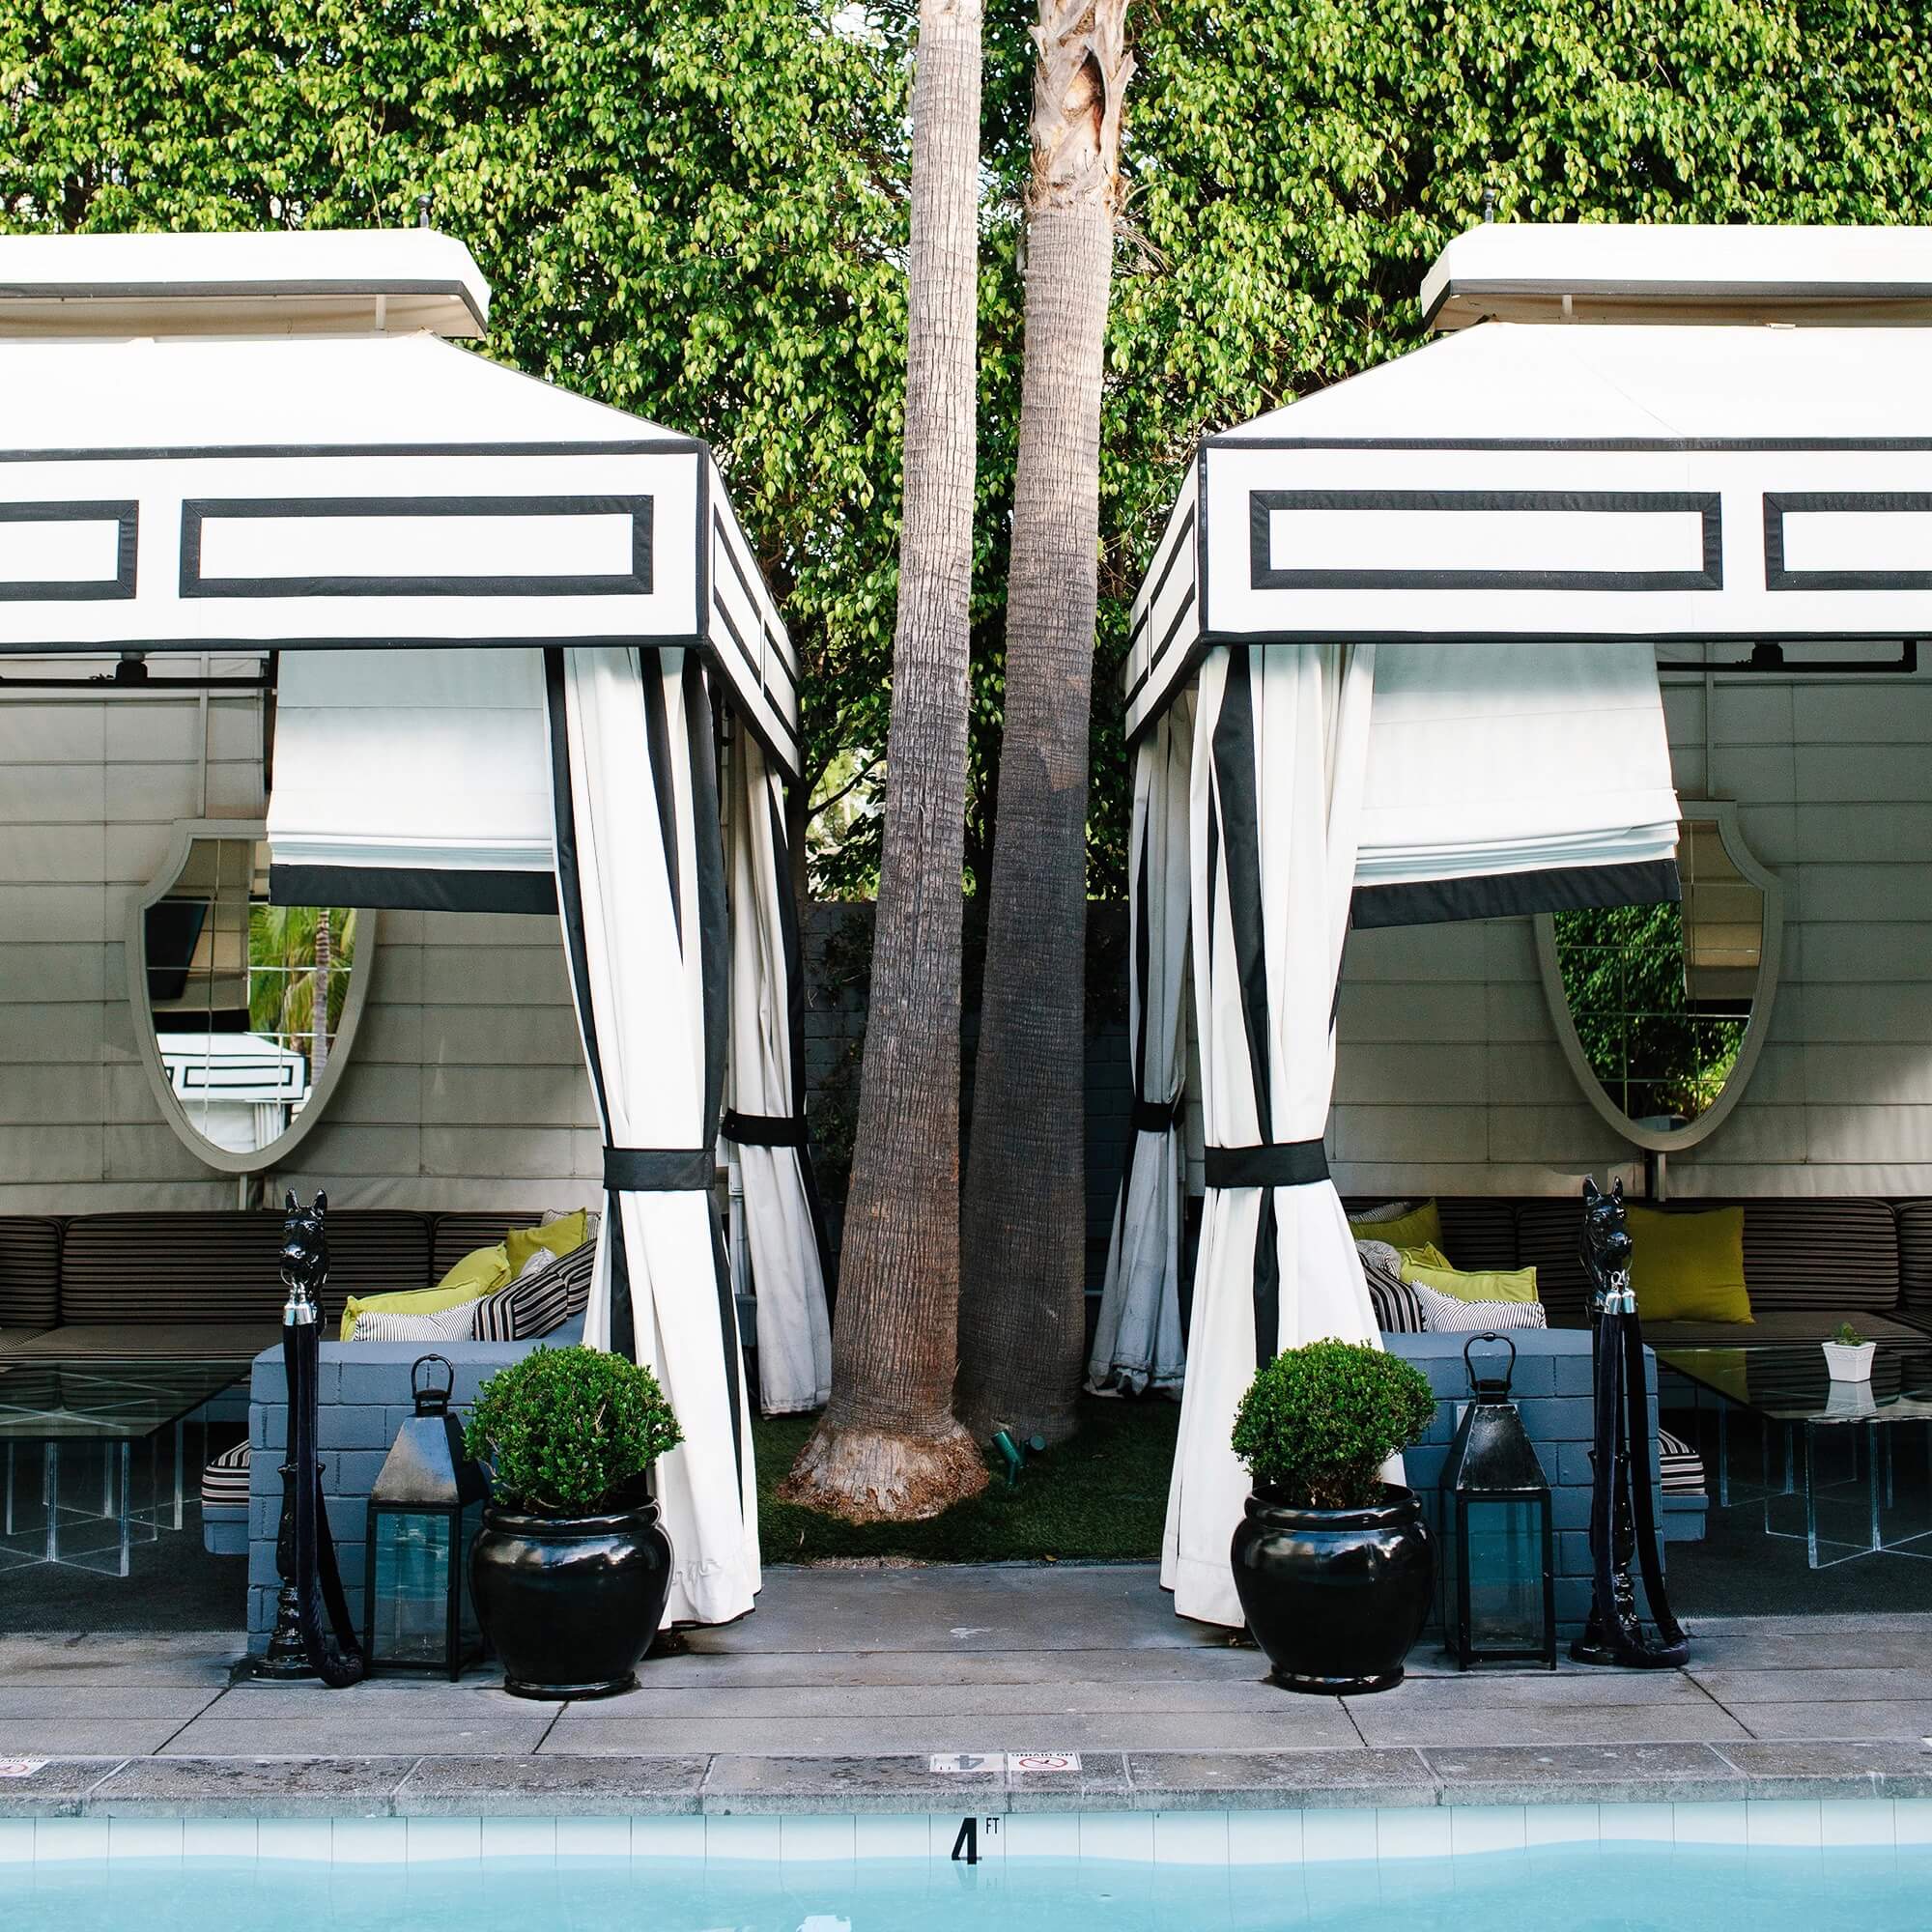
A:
1131,1095,1180,1134
1203,1139,1330,1189
720,1109,810,1150
602,1146,716,1193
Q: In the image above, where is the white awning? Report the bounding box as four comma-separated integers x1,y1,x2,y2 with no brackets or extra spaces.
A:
1351,640,1679,925
1125,317,1932,740
267,647,555,911
0,234,799,779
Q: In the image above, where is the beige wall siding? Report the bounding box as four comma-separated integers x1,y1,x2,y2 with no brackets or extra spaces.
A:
0,675,596,1213
1332,671,1932,1200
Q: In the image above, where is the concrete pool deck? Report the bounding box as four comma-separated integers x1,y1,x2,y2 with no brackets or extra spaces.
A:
2,1565,1930,1814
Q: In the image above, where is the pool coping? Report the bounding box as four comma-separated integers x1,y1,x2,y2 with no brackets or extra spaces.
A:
5,1742,1932,1818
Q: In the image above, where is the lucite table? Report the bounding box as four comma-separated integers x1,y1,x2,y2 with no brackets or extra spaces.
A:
0,1357,247,1577
1656,1342,1932,1569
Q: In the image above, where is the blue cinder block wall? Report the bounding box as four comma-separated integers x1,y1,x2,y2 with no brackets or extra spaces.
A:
1385,1328,1662,1644
245,1341,543,1653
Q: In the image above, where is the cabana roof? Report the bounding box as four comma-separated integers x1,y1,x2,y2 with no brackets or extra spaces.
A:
0,230,798,778
1127,238,1932,741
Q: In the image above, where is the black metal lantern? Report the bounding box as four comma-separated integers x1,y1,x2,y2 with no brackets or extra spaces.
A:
1442,1333,1556,1670
362,1354,489,1680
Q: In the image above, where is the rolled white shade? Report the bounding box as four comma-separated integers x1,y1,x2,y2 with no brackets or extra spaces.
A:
267,646,554,911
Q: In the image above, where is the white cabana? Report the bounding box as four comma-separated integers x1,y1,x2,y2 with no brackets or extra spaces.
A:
0,228,829,1627
1104,223,1932,1628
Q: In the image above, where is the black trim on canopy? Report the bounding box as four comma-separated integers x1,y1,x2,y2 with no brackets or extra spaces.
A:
269,862,555,915
1350,857,1682,930
1204,1140,1331,1189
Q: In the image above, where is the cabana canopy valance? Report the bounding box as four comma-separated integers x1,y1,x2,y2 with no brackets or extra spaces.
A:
1126,317,1932,742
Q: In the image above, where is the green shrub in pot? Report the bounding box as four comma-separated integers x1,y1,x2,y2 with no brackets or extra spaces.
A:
465,1345,682,1514
465,1346,683,1700
1228,1337,1438,1695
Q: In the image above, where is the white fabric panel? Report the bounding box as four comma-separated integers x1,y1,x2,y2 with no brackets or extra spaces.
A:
1089,694,1194,1397
725,733,833,1415
268,648,552,886
1354,641,1680,891
1162,643,1389,1629
553,646,759,1627
269,653,553,885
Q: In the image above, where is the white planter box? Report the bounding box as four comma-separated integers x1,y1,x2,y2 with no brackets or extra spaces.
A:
1822,1340,1876,1382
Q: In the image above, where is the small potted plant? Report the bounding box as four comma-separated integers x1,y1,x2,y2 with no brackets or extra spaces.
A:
465,1346,683,1700
1823,1321,1876,1383
1230,1338,1437,1695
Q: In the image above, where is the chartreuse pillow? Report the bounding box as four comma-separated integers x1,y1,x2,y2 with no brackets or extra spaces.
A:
1625,1205,1753,1325
1400,1259,1541,1306
339,1242,512,1342
505,1209,590,1276
1346,1199,1444,1255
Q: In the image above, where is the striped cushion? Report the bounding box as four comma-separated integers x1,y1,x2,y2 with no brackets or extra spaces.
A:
1513,1203,1597,1328
1658,1426,1705,1496
472,1240,595,1342
1900,1202,1932,1321
354,1296,485,1342
1413,1281,1548,1332
200,1438,252,1510
1358,1242,1426,1334
0,1216,61,1329
1740,1200,1899,1315
58,1211,431,1329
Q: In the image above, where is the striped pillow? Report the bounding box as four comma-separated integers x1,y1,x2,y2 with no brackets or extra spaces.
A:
1658,1426,1706,1496
354,1296,485,1343
471,1239,595,1342
1358,1241,1425,1335
1412,1281,1548,1333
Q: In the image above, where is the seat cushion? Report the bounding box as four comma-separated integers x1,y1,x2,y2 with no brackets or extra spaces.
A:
0,1216,62,1330
430,1212,549,1280
1740,1199,1900,1316
1657,1425,1705,1496
0,1321,276,1361
1892,1201,1932,1321
200,1437,252,1510
59,1210,432,1331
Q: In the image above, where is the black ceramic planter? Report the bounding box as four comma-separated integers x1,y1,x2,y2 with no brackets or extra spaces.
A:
470,1501,673,1700
1231,1483,1435,1695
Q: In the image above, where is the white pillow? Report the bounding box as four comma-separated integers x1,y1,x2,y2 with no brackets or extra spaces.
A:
514,1246,558,1283
1413,1281,1548,1333
352,1296,485,1343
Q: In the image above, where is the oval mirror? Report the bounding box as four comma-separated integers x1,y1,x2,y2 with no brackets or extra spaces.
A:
128,819,377,1175
1535,804,1781,1153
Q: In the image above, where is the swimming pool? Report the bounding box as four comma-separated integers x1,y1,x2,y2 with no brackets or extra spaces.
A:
3,1806,1930,1931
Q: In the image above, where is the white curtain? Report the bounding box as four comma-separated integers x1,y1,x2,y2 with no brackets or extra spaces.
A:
1089,692,1194,1396
724,731,833,1415
547,645,760,1628
1162,643,1382,1629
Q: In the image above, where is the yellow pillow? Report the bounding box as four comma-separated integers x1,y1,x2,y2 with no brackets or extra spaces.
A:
1401,1260,1540,1306
1626,1205,1753,1325
506,1210,590,1276
1395,1242,1454,1274
1347,1200,1444,1255
340,1243,511,1342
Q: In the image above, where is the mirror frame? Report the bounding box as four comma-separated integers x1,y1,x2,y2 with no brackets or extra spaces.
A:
1534,801,1782,1154
127,817,379,1177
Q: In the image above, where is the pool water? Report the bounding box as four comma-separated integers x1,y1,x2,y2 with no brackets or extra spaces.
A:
7,1847,1932,1931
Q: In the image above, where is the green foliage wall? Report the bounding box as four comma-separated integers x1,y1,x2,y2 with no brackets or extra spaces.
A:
10,2,1931,899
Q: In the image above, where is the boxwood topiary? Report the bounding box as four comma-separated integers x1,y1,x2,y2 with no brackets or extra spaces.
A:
466,1346,683,1517
1231,1338,1435,1511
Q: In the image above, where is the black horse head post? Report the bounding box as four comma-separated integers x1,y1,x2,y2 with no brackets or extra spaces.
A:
257,1190,365,1686
1573,1176,1689,1669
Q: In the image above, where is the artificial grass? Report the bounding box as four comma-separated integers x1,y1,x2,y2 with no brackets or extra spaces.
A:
753,1394,1179,1563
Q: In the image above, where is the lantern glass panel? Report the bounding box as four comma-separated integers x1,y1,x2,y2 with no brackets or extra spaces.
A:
369,1508,453,1667
1463,1497,1545,1652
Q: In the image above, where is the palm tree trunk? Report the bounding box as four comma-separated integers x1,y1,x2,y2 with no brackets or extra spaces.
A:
781,0,988,1520
956,0,1132,1445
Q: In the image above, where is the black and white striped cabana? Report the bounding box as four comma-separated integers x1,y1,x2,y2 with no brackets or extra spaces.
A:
0,229,834,1625
1099,223,1932,1628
